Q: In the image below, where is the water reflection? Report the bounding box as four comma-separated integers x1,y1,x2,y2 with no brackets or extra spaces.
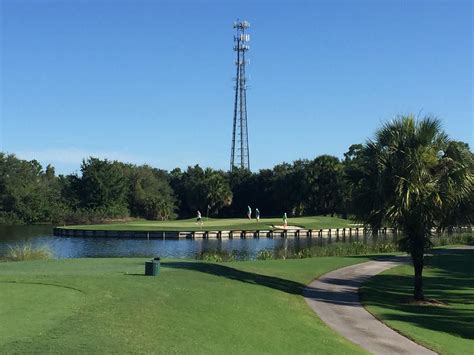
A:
0,225,470,260
0,225,322,259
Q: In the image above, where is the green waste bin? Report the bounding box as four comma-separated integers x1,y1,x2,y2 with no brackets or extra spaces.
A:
145,258,160,276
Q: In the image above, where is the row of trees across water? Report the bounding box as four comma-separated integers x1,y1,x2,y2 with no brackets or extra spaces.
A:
1,115,472,229
0,152,355,224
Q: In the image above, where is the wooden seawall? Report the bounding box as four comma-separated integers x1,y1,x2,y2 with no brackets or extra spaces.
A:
53,226,473,240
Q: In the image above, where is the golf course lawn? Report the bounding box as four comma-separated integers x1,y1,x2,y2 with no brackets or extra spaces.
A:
361,248,474,355
63,215,356,231
0,256,370,353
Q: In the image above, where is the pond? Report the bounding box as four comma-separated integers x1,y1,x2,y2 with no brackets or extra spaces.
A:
1,225,470,260
0,225,333,259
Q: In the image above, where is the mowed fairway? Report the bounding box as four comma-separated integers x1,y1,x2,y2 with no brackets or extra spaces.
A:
64,215,355,231
0,257,369,354
361,248,474,355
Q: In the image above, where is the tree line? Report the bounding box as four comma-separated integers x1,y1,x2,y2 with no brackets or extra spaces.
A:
1,119,472,229
0,153,349,224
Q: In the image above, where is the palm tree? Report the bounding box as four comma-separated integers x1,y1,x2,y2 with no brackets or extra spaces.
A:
357,115,472,300
205,169,233,216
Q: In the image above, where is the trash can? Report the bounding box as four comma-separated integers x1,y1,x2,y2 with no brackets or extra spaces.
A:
145,258,160,276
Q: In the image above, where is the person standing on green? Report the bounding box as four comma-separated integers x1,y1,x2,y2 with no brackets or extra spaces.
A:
255,208,260,222
283,212,288,228
196,210,203,226
247,205,252,220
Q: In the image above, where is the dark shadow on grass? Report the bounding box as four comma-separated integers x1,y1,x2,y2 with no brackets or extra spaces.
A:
382,308,474,339
366,292,474,339
162,256,409,304
362,248,474,339
162,261,306,295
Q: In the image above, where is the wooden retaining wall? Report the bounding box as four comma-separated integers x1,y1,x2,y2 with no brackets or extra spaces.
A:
53,226,473,240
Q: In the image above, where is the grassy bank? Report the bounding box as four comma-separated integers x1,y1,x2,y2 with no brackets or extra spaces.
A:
361,248,474,354
0,256,371,353
62,215,355,232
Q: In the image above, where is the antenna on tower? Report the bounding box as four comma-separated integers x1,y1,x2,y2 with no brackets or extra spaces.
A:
230,19,251,171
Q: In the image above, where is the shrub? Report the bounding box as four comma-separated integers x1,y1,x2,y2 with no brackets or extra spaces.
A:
432,232,473,246
61,206,130,225
5,243,53,261
196,249,241,262
260,241,401,260
256,249,274,260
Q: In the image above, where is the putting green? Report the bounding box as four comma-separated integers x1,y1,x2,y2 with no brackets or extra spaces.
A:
0,282,84,346
63,215,355,232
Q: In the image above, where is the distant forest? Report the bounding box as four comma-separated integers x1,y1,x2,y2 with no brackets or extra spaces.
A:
1,140,472,226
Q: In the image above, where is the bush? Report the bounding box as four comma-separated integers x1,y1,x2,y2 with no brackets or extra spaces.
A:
196,249,244,262
256,249,274,260
5,243,53,261
61,206,130,225
432,232,473,247
255,241,401,261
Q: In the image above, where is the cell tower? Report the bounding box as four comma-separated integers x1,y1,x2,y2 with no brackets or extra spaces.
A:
230,19,251,171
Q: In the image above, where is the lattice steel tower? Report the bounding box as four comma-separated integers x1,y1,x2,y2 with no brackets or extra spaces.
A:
230,20,251,171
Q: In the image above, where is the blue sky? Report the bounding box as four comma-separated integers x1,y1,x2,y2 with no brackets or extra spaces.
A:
1,0,472,175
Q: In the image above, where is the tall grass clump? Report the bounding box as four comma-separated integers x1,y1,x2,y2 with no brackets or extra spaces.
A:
195,249,252,262
257,241,400,260
5,243,53,261
196,250,236,262
432,232,473,246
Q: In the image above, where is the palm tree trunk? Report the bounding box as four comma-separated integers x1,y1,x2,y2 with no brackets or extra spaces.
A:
411,248,425,301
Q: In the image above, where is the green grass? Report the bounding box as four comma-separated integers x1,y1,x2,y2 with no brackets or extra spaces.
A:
63,215,356,231
0,256,370,353
361,249,474,355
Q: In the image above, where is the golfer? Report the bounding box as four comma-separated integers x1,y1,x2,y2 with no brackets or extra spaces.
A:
247,205,252,220
283,212,288,228
196,210,203,225
255,208,260,222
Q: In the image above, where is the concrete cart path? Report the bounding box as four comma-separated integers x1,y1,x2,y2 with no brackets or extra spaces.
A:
304,257,436,355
